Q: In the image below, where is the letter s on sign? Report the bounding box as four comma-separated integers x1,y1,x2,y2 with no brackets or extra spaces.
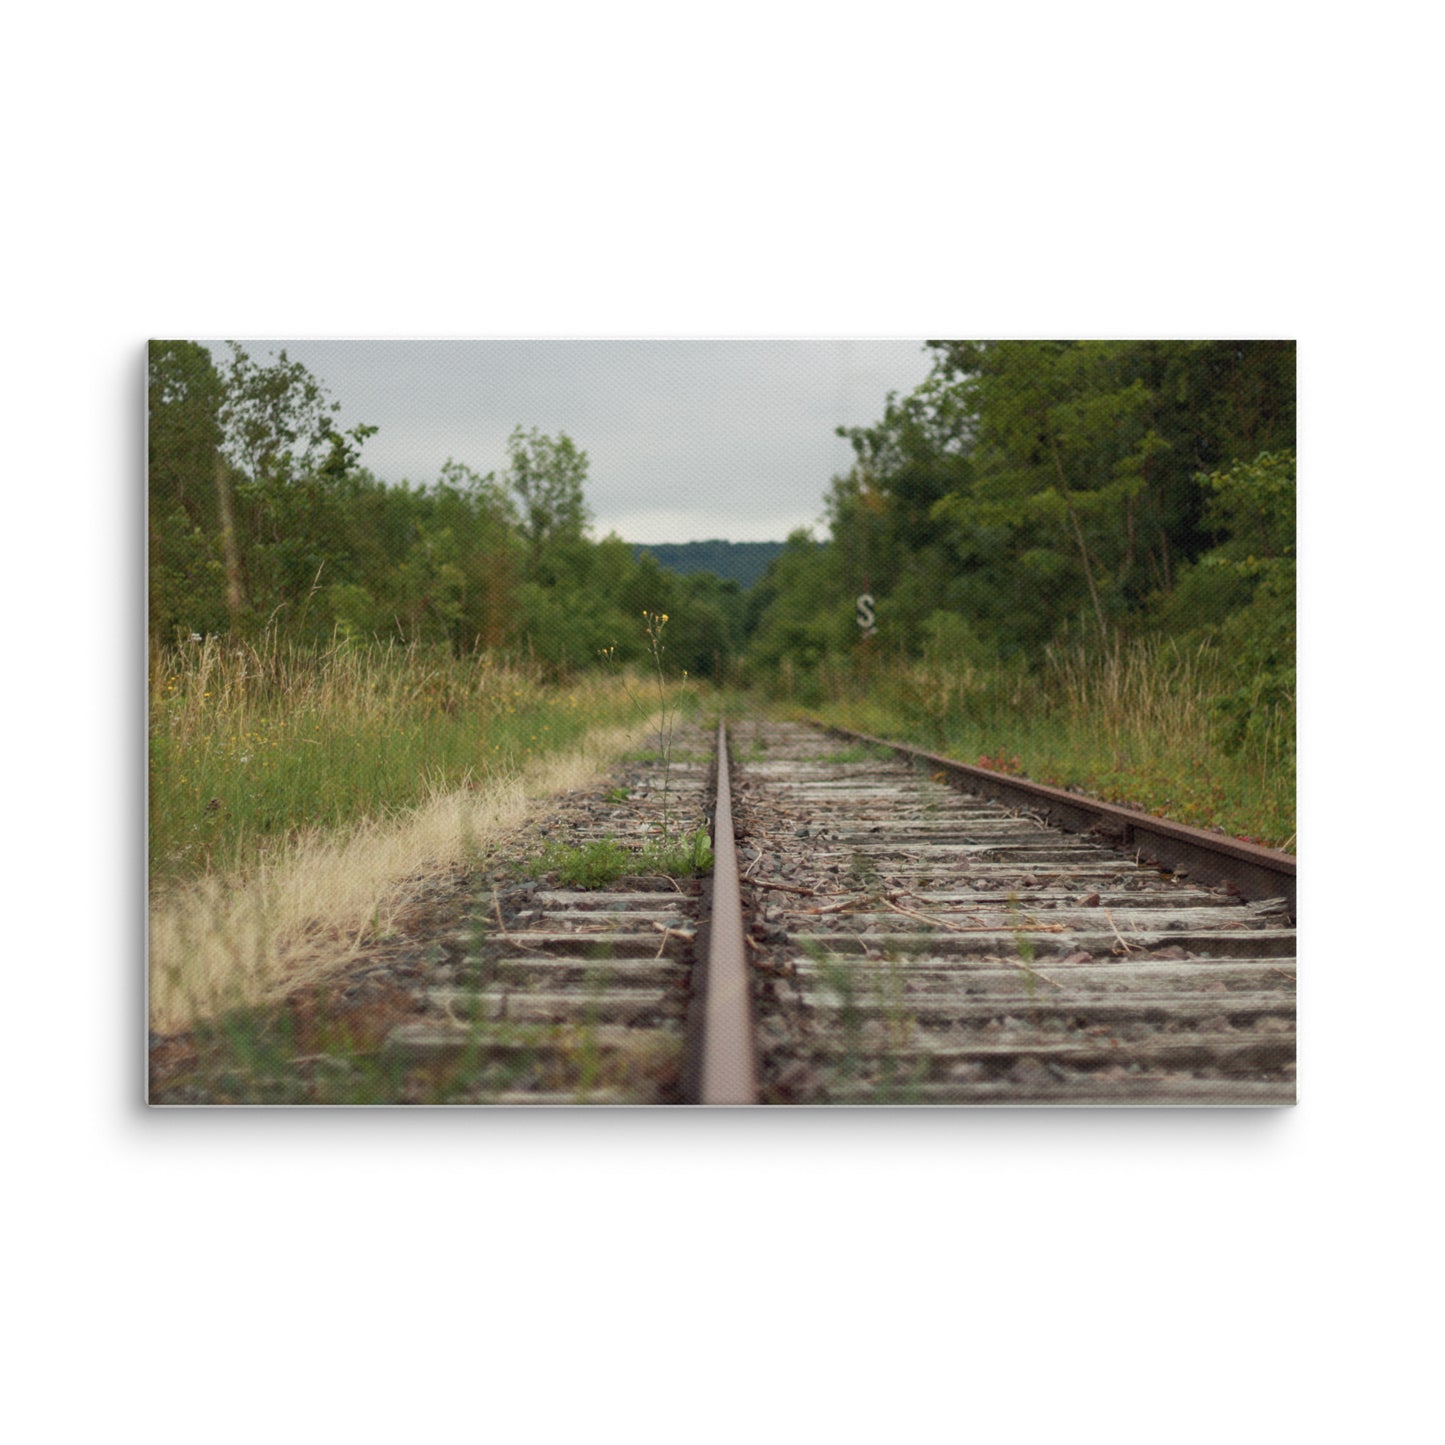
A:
856,594,876,633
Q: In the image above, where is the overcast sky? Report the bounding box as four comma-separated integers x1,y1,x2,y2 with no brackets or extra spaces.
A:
201,339,935,543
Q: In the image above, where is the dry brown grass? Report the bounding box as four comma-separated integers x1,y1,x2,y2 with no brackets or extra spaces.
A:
148,714,660,1036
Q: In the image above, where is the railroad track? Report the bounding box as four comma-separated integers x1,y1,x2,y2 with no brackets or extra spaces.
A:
153,716,1295,1105
387,716,1293,1106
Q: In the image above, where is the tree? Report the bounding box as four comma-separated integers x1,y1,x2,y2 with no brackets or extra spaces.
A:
926,339,1295,617
1193,450,1296,757
505,426,591,570
213,343,376,633
924,341,1163,642
424,461,522,649
148,341,229,636
148,341,223,527
744,530,848,688
219,342,349,485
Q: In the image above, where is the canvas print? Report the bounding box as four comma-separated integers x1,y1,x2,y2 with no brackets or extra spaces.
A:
147,339,1296,1105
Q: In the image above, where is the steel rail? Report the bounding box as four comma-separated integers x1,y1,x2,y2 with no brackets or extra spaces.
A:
691,721,759,1104
817,722,1296,919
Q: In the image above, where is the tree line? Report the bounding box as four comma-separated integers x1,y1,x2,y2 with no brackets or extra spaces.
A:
147,341,746,677
746,340,1295,755
633,540,789,590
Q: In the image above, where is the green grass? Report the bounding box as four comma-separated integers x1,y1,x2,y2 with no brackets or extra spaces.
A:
536,828,714,888
803,635,1295,850
149,632,645,888
538,838,635,888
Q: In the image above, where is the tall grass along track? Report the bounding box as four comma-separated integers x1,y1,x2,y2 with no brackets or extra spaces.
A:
148,716,663,1040
149,635,642,889
148,633,667,1038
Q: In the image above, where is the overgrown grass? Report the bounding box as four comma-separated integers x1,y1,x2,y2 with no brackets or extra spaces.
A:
804,635,1295,849
149,631,643,888
148,631,678,1035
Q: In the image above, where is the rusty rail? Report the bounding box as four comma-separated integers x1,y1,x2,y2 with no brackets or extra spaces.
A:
692,720,759,1104
818,722,1296,920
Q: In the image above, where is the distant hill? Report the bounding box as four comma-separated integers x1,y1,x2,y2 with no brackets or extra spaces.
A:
631,539,789,590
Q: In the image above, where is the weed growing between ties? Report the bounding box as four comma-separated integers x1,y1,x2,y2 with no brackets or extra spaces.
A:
644,827,714,878
539,837,635,889
536,828,714,888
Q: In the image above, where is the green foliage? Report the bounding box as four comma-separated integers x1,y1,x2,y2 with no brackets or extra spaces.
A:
743,529,848,687
924,342,1171,643
219,341,376,485
645,826,714,878
539,837,636,888
1196,451,1296,758
788,339,1297,667
741,340,1297,679
148,503,230,639
1202,448,1296,567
